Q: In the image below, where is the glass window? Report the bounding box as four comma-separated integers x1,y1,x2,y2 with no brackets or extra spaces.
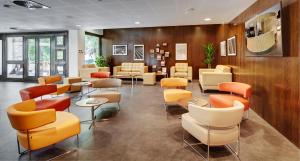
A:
56,50,64,60
39,38,51,76
56,36,64,46
56,65,64,75
27,39,35,76
7,64,23,78
7,37,23,61
85,34,100,64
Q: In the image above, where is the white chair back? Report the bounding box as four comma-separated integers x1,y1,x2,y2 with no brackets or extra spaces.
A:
188,101,244,128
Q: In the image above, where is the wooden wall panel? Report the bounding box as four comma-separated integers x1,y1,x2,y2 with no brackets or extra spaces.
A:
216,0,300,147
102,25,218,79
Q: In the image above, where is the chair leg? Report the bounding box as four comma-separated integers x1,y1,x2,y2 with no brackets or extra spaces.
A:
76,135,79,148
207,127,210,161
117,102,121,111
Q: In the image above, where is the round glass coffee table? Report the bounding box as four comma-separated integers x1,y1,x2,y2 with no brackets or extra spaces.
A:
76,97,108,129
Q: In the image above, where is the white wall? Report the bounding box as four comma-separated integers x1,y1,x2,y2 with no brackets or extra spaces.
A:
68,30,85,77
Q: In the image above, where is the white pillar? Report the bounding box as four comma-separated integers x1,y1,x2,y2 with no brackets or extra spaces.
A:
68,30,85,77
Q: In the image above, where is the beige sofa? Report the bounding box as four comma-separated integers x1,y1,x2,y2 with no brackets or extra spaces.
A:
79,64,110,81
199,65,232,91
170,63,193,81
113,63,148,78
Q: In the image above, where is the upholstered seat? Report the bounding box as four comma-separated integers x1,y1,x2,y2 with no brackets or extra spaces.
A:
163,89,192,103
64,77,82,92
20,85,71,111
113,63,148,78
38,75,70,95
209,94,250,111
170,63,192,81
6,100,80,157
79,64,110,81
160,78,188,89
143,72,156,85
90,72,110,78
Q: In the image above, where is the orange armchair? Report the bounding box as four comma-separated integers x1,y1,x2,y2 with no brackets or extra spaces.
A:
38,75,70,95
6,100,80,158
19,85,70,111
209,82,252,112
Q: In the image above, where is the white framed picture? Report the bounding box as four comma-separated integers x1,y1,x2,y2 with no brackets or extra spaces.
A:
220,41,226,56
113,45,127,55
134,44,144,61
176,43,187,60
227,36,237,56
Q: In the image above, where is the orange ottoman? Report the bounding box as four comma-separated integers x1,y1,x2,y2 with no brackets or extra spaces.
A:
91,72,110,78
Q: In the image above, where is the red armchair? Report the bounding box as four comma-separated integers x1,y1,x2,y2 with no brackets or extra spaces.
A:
209,82,252,112
19,84,70,111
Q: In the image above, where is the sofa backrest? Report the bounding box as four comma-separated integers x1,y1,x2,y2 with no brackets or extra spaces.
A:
219,82,252,98
38,75,62,85
175,63,188,72
20,84,57,100
214,65,231,73
82,64,97,68
121,63,132,71
121,63,144,72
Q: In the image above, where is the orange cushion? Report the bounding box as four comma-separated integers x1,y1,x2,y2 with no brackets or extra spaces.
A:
209,94,250,111
91,72,110,78
36,96,70,111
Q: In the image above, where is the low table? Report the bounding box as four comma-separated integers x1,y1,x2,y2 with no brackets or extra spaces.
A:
72,81,94,100
76,97,108,129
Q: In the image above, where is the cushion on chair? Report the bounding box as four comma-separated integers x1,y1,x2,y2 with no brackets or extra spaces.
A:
35,96,70,111
121,63,132,72
163,89,192,103
55,84,71,95
174,72,188,77
182,113,239,146
175,63,188,72
89,91,121,103
91,72,110,78
214,65,231,73
17,111,80,150
209,94,250,111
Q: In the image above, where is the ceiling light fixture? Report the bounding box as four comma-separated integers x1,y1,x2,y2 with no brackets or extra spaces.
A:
134,21,140,25
13,0,50,9
75,24,81,27
204,18,212,21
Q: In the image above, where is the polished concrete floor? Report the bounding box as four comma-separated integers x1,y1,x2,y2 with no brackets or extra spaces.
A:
0,81,299,161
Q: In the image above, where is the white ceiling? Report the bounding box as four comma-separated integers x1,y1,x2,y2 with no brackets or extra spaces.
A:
0,0,257,33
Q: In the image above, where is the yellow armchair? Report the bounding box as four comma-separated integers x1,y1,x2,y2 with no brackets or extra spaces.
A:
38,75,71,95
6,100,81,158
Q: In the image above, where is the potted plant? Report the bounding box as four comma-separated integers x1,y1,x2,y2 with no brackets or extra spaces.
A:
95,55,108,67
203,43,215,68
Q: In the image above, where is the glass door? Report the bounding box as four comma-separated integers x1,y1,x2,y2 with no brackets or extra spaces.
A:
38,37,51,76
6,37,24,79
54,35,67,76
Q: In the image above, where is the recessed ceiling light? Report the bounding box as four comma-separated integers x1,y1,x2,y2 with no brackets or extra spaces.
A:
134,21,140,25
76,24,81,27
204,18,212,21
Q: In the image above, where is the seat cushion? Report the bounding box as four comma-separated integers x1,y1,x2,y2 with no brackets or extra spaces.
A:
161,78,188,88
131,63,144,72
121,63,132,72
214,65,231,73
89,91,121,103
174,72,188,77
209,94,250,111
164,89,192,103
17,111,80,150
36,96,71,111
117,71,131,76
56,84,70,95
182,113,238,146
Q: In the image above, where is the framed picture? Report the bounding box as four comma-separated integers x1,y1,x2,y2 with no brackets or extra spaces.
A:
150,49,155,54
155,47,160,53
157,54,161,60
245,3,282,56
134,45,144,61
113,45,127,55
176,43,187,60
161,61,165,66
162,67,167,74
227,36,237,56
156,43,160,47
162,42,168,46
165,52,170,57
220,41,226,56
160,50,164,54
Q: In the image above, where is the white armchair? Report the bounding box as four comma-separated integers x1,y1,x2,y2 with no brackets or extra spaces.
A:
170,63,192,81
182,101,244,160
199,65,232,91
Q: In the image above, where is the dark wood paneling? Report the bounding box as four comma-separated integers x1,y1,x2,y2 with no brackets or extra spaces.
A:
102,25,218,79
216,0,300,147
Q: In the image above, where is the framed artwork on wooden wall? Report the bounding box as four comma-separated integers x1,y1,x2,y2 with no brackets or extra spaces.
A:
220,41,226,56
227,36,237,56
245,2,282,56
113,45,127,55
134,44,144,61
175,43,187,60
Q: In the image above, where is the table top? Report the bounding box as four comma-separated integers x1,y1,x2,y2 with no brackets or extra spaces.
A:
111,74,138,78
72,81,92,86
76,98,108,107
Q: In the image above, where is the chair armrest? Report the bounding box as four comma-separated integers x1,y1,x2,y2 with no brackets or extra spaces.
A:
144,66,148,73
64,77,82,84
199,68,215,75
200,72,232,85
170,66,175,77
113,66,122,75
188,66,193,79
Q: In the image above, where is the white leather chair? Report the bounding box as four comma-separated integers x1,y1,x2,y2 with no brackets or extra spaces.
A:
199,65,232,91
182,101,244,161
170,63,192,81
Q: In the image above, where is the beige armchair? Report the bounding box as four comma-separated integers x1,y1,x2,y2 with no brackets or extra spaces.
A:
79,64,110,81
113,63,148,78
170,63,192,81
199,65,232,91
